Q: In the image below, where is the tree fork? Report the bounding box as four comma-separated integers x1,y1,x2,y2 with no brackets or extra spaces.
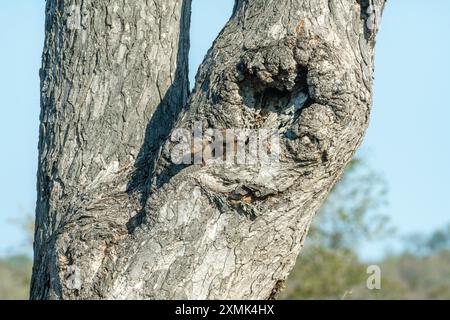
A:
32,0,385,300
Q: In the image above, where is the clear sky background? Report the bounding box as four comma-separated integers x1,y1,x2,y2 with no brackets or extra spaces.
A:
0,0,449,259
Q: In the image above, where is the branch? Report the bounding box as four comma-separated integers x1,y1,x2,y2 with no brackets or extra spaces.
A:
106,0,386,299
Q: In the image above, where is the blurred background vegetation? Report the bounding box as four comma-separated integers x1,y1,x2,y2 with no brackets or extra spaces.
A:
281,158,450,300
1,158,449,300
0,215,33,300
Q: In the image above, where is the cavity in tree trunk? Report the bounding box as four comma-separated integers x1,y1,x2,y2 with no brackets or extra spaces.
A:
32,0,385,300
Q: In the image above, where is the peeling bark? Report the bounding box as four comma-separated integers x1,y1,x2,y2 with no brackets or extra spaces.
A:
32,0,385,300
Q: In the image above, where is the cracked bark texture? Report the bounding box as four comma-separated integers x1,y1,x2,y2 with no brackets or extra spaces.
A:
32,0,385,300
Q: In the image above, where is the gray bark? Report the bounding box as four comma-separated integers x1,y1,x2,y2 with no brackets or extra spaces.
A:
32,0,385,300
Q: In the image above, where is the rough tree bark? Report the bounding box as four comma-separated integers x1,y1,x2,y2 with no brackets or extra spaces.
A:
32,0,385,300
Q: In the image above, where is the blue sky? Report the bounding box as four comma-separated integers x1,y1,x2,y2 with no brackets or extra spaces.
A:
0,0,449,258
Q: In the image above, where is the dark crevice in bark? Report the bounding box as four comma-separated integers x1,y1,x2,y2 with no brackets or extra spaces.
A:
357,0,383,43
32,0,193,299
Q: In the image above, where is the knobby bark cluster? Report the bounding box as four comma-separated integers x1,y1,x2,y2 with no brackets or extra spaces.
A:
32,0,385,299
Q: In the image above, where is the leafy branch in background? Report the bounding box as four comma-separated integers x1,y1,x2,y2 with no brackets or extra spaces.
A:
282,158,450,300
9,211,34,251
309,157,393,250
281,157,393,300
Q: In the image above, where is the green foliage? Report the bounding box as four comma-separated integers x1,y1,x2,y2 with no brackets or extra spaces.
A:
0,255,32,300
0,213,33,300
282,157,392,300
308,158,392,250
351,250,450,300
282,246,366,299
282,157,450,300
9,212,34,249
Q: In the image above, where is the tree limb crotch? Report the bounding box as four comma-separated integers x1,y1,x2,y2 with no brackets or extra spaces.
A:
32,0,386,300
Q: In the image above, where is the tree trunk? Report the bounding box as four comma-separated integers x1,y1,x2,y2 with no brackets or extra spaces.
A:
32,0,385,300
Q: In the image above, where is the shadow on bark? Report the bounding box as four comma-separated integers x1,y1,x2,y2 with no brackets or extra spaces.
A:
126,0,191,233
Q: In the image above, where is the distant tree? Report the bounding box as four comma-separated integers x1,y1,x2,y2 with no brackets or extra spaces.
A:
282,170,450,300
422,224,450,253
9,213,34,252
282,246,367,299
282,157,393,299
404,223,450,255
307,158,392,250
